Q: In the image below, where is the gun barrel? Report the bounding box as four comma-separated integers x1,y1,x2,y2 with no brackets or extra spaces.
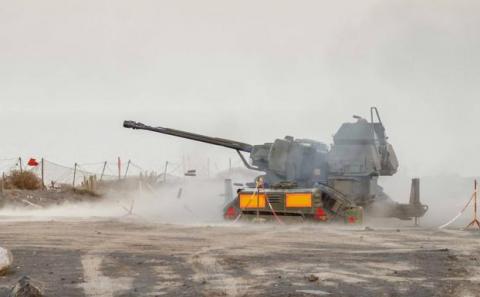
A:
123,121,253,153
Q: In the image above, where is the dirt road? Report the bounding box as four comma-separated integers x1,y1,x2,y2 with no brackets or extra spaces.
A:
0,218,478,296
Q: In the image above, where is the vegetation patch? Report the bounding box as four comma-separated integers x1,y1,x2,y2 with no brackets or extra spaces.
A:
2,171,42,190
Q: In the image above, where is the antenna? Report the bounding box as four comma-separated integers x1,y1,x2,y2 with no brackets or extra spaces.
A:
370,106,383,124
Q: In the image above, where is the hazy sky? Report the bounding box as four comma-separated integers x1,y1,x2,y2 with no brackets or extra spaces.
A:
1,0,479,177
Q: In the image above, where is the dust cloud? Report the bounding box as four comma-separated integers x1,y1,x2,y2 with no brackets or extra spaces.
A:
0,169,259,225
0,164,476,228
0,173,476,229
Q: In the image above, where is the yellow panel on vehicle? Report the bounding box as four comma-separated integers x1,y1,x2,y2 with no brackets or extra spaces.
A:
286,193,312,208
239,193,266,209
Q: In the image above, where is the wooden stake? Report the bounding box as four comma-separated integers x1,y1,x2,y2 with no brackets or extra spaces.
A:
100,161,107,181
73,163,77,189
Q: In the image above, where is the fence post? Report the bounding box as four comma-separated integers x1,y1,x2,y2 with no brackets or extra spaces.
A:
124,160,131,179
73,163,77,189
117,157,121,180
41,158,45,190
100,161,107,181
18,157,23,173
163,161,168,183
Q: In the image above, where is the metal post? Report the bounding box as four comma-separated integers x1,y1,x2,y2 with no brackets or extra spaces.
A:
100,161,107,181
465,179,480,229
18,157,23,172
474,180,478,223
117,157,121,180
409,178,420,227
73,163,77,189
124,160,131,179
163,161,168,183
41,158,45,189
475,180,478,219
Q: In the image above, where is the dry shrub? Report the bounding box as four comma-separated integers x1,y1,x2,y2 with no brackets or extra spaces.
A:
3,170,42,190
71,188,100,197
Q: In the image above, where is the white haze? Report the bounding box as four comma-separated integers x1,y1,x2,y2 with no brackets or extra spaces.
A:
0,171,474,229
0,170,259,224
0,1,479,225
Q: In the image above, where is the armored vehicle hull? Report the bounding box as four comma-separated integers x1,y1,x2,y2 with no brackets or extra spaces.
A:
223,186,364,224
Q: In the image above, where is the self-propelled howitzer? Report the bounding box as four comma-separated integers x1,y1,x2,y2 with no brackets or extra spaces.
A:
123,107,428,222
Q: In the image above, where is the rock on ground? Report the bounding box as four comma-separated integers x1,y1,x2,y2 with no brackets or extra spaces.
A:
8,276,43,297
0,247,13,276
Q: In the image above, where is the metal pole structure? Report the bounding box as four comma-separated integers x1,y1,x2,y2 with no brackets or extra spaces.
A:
72,163,77,189
474,180,477,220
117,157,121,180
475,180,478,222
163,161,168,183
100,161,107,181
124,160,131,179
41,158,45,189
465,179,480,229
18,157,23,173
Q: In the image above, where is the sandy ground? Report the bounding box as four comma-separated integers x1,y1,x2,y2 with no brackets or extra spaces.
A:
0,218,478,297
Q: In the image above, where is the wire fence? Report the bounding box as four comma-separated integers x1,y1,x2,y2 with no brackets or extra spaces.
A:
0,156,239,188
0,158,20,176
0,157,181,188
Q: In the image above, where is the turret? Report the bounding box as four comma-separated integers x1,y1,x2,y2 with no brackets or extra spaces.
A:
123,120,329,186
123,107,396,188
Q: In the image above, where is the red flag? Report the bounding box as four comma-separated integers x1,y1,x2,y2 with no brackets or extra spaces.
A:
28,158,39,167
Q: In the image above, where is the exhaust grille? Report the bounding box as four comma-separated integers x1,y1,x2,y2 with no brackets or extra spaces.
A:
267,193,284,208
